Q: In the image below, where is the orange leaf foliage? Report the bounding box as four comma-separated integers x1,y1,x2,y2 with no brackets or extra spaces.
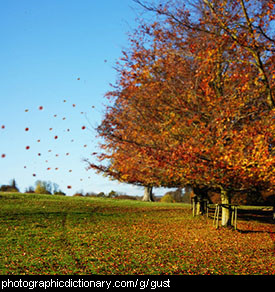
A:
89,0,275,197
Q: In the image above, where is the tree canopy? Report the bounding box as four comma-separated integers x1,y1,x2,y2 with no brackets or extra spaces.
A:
87,0,275,225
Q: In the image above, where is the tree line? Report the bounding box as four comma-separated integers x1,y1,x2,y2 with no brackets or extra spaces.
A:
87,0,275,227
0,179,141,199
0,179,66,196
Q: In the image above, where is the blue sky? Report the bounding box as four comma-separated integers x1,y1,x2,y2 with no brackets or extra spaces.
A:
0,0,172,197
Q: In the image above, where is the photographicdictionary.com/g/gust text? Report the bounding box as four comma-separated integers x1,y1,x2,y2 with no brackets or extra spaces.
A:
1,277,172,290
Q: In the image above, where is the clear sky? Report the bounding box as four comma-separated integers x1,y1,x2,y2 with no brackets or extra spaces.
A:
0,0,173,197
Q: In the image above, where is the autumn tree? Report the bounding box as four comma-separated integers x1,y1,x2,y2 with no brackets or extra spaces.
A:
88,0,275,226
34,180,61,195
0,178,20,193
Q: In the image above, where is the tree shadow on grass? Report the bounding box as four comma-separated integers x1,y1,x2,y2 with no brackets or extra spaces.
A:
235,209,275,248
237,208,274,224
237,229,274,235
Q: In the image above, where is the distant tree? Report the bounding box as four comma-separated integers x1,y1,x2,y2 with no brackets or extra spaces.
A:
34,180,52,195
25,186,35,193
108,190,118,198
85,192,97,197
0,178,20,193
52,183,59,194
10,179,19,191
173,188,184,202
182,186,193,204
161,194,175,203
53,191,66,196
73,192,84,197
163,188,183,203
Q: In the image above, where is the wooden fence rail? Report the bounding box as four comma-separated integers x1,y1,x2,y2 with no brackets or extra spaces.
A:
191,200,274,229
212,204,238,230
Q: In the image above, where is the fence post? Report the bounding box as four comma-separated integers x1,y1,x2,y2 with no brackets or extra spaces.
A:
231,206,235,228
216,205,220,229
234,206,238,230
192,198,196,217
213,204,220,229
213,204,217,226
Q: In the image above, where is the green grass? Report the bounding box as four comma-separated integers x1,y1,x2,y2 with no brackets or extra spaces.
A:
0,192,274,275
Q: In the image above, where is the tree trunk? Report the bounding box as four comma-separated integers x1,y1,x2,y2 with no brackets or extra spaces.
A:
193,187,208,215
142,186,154,202
196,200,201,216
221,189,232,227
192,195,201,216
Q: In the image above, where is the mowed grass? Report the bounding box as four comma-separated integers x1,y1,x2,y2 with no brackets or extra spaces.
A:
0,192,274,275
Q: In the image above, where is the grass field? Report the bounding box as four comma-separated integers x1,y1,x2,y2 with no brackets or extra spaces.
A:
0,192,274,275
